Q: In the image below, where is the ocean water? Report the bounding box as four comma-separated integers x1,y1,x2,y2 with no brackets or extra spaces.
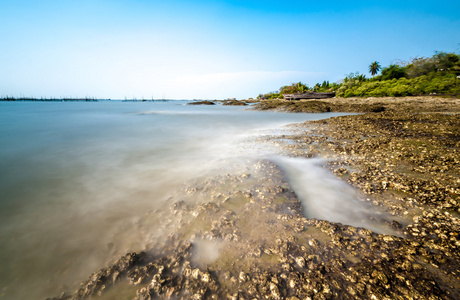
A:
0,101,352,299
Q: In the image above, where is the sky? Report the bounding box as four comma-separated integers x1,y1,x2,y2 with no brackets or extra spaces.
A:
1,0,459,99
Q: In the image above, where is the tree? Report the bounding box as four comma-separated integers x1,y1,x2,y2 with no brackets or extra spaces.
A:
279,82,309,94
369,61,381,76
433,51,459,71
381,64,406,80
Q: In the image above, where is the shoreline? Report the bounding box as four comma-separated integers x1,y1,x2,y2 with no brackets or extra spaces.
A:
252,96,460,113
259,96,460,297
50,97,459,300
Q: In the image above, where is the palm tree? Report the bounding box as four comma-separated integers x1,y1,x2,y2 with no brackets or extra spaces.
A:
369,61,381,76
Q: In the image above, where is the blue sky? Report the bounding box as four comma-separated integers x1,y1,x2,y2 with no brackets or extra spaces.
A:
1,0,459,99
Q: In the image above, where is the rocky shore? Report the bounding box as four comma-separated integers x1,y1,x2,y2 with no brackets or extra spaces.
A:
49,96,459,300
254,96,460,113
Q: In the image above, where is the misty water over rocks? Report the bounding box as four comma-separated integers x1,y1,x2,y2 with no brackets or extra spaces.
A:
271,156,398,235
0,101,357,299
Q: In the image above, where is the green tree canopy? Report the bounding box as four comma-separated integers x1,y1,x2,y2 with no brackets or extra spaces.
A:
279,82,309,94
369,61,381,76
381,64,406,80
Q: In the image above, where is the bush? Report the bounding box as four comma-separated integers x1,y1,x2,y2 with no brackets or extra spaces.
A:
387,84,411,96
279,82,310,94
433,51,460,71
405,57,436,78
381,65,406,80
338,72,459,97
258,51,460,99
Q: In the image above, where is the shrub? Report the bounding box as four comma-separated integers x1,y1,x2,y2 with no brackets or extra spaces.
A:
279,82,310,94
258,51,460,99
405,57,436,78
338,69,459,97
381,65,406,80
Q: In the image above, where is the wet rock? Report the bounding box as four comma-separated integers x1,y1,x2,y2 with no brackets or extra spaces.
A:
187,100,215,105
295,256,305,268
56,99,460,300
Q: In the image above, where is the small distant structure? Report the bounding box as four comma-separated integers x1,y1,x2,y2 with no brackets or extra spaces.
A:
283,92,335,100
227,98,237,100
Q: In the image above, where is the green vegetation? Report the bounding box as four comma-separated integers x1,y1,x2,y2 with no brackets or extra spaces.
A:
259,81,340,99
381,64,406,80
369,61,381,76
258,51,460,99
338,72,459,97
280,82,309,94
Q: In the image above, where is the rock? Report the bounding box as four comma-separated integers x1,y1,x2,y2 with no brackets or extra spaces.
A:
295,256,306,268
187,100,216,105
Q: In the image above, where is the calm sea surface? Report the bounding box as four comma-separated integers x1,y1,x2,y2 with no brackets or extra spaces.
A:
0,101,349,299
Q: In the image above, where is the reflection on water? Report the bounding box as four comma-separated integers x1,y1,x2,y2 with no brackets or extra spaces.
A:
0,101,350,299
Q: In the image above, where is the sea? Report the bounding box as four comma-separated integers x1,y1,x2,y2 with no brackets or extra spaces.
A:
0,100,363,299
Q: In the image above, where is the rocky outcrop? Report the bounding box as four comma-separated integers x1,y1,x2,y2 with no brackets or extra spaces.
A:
187,101,216,105
49,97,460,299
